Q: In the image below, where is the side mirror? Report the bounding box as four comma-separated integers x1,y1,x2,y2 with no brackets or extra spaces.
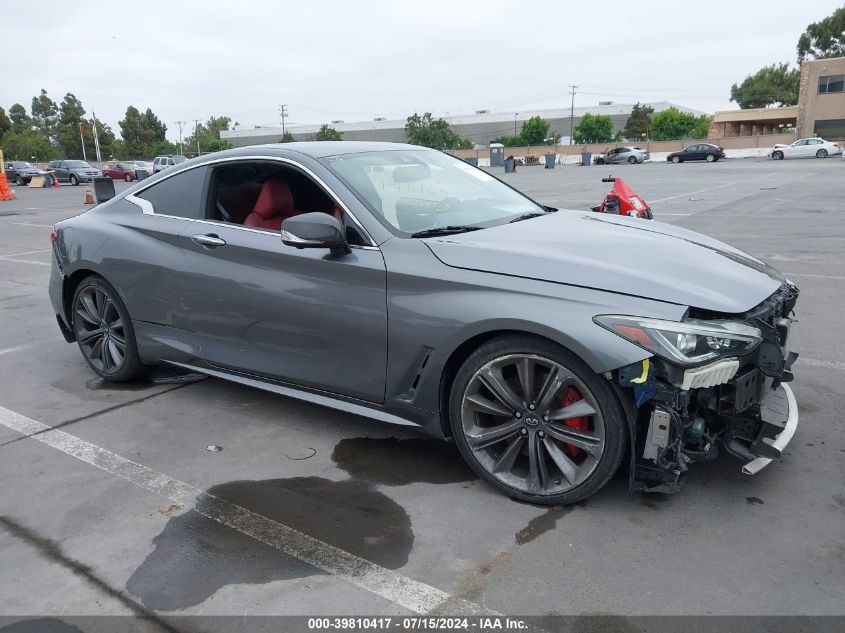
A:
282,212,350,257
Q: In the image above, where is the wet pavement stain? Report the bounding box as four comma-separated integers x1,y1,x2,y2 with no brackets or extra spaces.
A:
0,619,84,633
637,493,671,511
514,506,573,545
126,476,413,611
331,437,477,485
84,368,208,391
746,496,764,505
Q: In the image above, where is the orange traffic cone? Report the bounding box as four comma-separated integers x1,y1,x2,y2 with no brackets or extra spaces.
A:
52,173,59,188
0,173,16,201
84,187,95,204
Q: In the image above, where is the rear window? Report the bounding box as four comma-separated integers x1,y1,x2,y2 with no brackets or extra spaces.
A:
136,167,207,219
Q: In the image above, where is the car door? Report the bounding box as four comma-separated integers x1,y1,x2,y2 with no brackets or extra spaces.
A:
174,160,389,403
785,140,806,158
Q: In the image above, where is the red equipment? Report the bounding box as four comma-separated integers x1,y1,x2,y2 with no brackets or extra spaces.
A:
592,176,653,219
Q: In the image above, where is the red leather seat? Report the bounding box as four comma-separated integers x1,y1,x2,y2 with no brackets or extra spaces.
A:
243,179,297,230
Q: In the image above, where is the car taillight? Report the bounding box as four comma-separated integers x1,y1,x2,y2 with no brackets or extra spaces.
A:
50,226,57,243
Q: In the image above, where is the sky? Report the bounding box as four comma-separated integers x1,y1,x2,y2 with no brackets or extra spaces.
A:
1,0,840,142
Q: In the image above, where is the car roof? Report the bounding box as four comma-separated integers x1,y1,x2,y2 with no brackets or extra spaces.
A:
218,141,427,159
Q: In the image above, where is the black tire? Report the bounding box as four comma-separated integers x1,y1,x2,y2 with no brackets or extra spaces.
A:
124,174,132,182
71,275,148,382
448,334,627,505
772,151,784,160
627,156,637,164
705,154,716,162
595,159,605,165
671,155,681,163
69,174,79,186
816,149,828,158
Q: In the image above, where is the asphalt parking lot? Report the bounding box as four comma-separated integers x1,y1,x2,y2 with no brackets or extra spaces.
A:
0,158,843,626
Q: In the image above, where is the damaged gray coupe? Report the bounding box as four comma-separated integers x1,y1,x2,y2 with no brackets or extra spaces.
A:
48,142,799,504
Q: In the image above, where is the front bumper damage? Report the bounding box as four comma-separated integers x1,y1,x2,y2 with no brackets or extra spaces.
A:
615,281,800,493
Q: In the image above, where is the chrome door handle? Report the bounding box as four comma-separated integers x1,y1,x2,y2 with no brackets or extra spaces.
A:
191,234,226,247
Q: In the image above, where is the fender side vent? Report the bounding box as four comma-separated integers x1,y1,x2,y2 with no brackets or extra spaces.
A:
395,347,433,403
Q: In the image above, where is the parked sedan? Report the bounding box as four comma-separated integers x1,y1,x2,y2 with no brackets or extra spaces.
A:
48,142,800,505
593,147,650,165
46,160,101,185
3,161,40,185
771,137,841,160
667,143,725,163
101,162,140,181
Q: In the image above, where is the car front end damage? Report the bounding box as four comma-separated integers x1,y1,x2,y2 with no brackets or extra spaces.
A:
597,281,800,493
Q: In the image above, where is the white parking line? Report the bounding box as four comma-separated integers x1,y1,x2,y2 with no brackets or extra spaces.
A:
12,222,54,228
0,405,492,616
0,342,50,357
0,248,51,259
0,259,50,266
649,173,780,203
784,271,845,281
798,358,845,371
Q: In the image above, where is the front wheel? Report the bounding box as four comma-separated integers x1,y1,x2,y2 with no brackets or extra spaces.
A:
817,149,828,158
71,276,147,382
671,155,681,163
15,175,23,186
69,174,78,186
772,151,784,160
449,335,627,505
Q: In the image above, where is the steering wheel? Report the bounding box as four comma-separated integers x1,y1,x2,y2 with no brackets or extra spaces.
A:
435,197,461,214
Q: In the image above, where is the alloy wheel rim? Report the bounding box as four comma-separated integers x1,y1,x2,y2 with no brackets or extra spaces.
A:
460,353,605,496
73,287,126,374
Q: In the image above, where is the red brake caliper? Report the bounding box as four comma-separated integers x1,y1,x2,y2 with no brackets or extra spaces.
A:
561,386,588,457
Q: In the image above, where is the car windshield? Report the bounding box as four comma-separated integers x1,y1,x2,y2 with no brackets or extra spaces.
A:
13,162,34,168
67,161,92,168
321,150,544,235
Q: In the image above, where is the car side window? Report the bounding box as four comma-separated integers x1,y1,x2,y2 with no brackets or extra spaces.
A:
619,148,630,153
135,167,207,219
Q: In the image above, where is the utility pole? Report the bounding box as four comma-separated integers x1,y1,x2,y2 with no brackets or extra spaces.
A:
79,122,87,161
193,119,201,157
568,84,578,145
175,120,186,155
279,104,288,136
91,112,102,161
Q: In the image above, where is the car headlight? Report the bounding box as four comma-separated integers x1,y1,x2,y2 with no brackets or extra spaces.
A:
593,315,761,366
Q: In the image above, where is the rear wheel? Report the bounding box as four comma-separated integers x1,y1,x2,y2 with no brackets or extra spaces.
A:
71,276,147,382
124,174,132,182
816,149,828,158
705,154,716,162
671,155,681,163
449,335,627,505
627,156,637,164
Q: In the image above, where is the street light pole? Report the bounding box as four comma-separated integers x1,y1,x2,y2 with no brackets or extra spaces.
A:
514,112,518,137
193,119,201,156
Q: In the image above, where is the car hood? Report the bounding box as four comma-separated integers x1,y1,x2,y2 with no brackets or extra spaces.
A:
424,211,784,313
773,144,789,149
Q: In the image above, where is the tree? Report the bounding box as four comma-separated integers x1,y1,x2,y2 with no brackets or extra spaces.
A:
149,140,179,157
622,103,654,139
572,113,614,144
797,5,845,61
30,89,58,139
140,109,167,143
0,107,10,141
56,93,87,158
494,134,524,146
0,130,56,162
315,124,343,141
119,106,147,158
520,116,550,145
9,104,31,134
730,63,800,108
182,116,232,155
279,132,296,143
650,107,711,141
404,112,465,150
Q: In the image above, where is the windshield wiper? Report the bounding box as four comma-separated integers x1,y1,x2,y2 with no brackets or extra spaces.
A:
411,226,483,238
508,212,548,223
